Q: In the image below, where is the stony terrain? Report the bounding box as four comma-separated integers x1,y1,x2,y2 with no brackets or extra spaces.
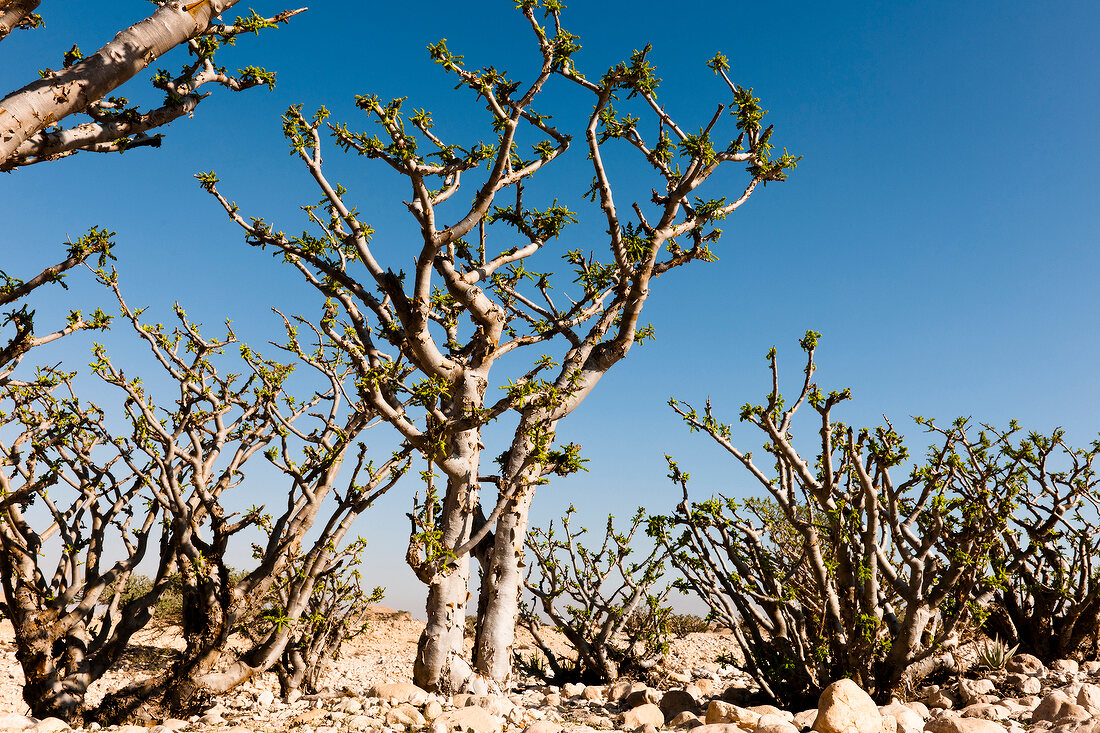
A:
3,610,1100,733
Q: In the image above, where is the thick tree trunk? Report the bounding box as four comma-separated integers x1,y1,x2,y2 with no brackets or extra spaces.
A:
414,562,474,692
473,487,534,688
412,425,482,693
0,0,241,164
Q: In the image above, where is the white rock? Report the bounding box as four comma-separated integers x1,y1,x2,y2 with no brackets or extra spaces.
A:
0,713,35,732
880,702,924,733
754,712,799,733
924,717,1008,733
430,706,504,733
812,679,883,733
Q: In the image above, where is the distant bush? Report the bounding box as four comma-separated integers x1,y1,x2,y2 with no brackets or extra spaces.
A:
520,506,670,683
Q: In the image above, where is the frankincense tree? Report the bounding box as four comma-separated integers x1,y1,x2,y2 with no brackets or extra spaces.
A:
201,0,797,692
0,268,407,723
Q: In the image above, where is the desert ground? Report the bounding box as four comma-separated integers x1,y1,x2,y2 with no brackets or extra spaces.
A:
2,610,1099,733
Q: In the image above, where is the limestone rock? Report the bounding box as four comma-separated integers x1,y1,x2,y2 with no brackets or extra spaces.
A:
523,722,565,733
582,686,605,702
0,713,35,732
958,679,997,706
369,681,430,705
1005,655,1045,678
661,690,701,720
880,702,925,733
1077,683,1100,713
1032,690,1077,724
812,679,883,733
755,712,799,733
621,703,665,730
1051,660,1080,676
706,700,761,729
669,712,704,729
28,720,69,733
625,688,662,708
924,717,1008,733
1006,674,1041,696
430,706,505,733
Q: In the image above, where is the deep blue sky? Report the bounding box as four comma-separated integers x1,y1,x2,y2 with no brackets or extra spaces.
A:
3,1,1099,615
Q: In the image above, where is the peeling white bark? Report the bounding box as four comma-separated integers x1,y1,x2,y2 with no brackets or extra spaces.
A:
0,0,241,164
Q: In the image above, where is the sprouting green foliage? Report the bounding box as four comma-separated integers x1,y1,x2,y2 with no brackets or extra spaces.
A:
521,506,671,683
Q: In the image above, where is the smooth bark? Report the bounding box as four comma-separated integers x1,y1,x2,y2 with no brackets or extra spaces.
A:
0,1,242,164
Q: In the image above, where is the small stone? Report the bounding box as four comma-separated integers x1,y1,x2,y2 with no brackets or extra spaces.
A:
1032,691,1077,724
661,689,700,720
705,700,760,728
812,679,883,733
621,703,664,731
1078,683,1100,713
1051,660,1079,676
755,712,799,733
256,690,276,708
425,700,444,721
429,706,504,733
624,688,661,708
924,718,1009,733
562,683,586,698
669,712,704,729
0,713,35,732
1006,655,1046,678
582,686,605,702
523,722,565,733
959,679,997,706
29,719,69,733
370,681,431,705
293,708,328,726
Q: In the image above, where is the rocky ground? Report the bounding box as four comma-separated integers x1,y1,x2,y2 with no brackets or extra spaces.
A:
2,610,1099,733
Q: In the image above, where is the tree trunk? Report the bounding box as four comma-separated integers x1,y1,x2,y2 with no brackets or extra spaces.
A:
412,426,482,693
473,487,534,688
0,0,241,164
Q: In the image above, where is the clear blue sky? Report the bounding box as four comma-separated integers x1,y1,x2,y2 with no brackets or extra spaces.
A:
3,1,1099,615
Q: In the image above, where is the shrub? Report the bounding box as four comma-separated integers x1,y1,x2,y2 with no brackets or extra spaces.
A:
650,334,1024,705
520,506,670,683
